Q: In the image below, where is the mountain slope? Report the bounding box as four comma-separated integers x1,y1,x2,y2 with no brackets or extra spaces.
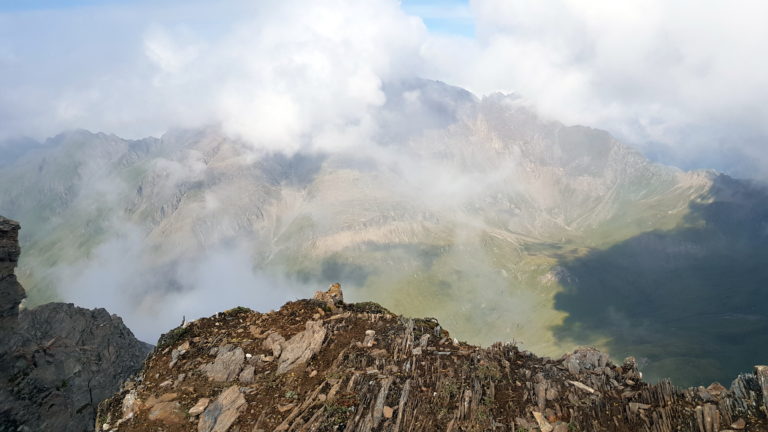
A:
0,79,763,386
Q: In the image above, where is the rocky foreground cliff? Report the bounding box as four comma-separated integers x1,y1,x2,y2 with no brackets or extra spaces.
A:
0,217,151,431
98,286,768,432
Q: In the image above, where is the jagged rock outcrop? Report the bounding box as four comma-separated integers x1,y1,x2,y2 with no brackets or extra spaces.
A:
0,216,152,431
273,320,327,375
0,217,24,328
97,285,768,431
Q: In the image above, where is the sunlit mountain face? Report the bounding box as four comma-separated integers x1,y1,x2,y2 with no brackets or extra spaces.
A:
2,79,766,387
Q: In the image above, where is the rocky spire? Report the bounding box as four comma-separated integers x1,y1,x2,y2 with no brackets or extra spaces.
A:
0,216,24,327
313,282,344,311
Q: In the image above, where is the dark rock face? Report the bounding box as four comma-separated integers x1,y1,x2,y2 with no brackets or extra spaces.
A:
0,304,153,431
0,215,152,431
0,217,24,327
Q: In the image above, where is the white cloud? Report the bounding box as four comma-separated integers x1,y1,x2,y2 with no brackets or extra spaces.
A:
425,0,768,176
144,27,202,76
1,0,768,176
402,1,472,21
195,0,423,153
0,0,427,156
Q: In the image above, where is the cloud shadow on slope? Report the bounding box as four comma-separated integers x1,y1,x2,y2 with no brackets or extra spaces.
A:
259,152,327,188
553,174,768,387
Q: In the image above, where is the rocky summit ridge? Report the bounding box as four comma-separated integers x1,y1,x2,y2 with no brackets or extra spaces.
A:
98,285,768,432
0,216,151,431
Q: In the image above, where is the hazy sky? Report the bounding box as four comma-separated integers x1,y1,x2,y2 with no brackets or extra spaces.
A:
1,0,767,178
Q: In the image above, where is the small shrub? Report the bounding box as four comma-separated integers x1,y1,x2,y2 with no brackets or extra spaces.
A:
346,302,391,314
155,326,189,351
222,306,253,317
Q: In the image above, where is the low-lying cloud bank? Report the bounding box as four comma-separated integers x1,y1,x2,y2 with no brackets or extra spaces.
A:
51,221,311,342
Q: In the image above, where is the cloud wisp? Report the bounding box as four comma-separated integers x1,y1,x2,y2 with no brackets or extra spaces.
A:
53,221,311,342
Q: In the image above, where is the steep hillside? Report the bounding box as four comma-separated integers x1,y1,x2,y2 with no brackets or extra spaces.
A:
554,175,768,386
0,216,152,431
97,285,768,432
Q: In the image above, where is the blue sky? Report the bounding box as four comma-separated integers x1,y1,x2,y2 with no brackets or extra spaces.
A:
401,0,474,37
0,0,475,37
0,0,128,11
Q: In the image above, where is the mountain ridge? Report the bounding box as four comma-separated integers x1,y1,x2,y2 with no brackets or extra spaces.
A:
96,284,768,432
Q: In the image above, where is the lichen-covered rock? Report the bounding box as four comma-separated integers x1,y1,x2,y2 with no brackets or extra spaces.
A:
262,332,286,357
147,401,185,425
313,282,344,312
198,385,246,432
189,397,210,416
275,320,326,375
562,346,611,376
314,282,344,303
200,344,244,382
